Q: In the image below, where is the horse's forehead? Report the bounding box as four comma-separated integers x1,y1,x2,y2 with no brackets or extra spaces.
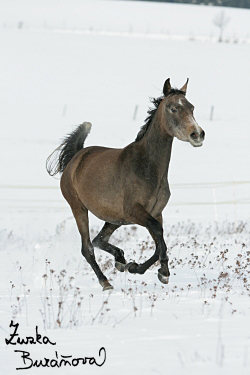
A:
165,94,186,106
165,94,185,105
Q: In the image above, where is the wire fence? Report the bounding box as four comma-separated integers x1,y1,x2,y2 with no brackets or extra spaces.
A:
1,180,250,189
0,181,249,210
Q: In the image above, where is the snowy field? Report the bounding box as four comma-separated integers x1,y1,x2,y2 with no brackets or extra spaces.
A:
0,1,250,374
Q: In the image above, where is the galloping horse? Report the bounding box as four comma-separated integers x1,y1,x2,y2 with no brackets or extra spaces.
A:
46,78,205,291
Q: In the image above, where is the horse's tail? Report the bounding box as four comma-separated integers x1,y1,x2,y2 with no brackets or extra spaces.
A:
46,122,92,177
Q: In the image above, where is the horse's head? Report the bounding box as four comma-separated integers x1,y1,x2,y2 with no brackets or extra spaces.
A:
160,78,205,147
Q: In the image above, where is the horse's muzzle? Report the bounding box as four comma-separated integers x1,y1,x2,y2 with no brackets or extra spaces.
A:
189,129,205,147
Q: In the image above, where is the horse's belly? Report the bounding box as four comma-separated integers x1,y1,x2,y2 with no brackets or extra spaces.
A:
76,174,126,223
85,196,126,224
72,148,125,220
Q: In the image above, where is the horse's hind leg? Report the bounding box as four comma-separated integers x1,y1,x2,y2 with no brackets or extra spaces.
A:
92,223,127,272
71,204,113,291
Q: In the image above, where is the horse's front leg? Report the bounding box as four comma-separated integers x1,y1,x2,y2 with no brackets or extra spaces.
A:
125,252,159,275
126,205,170,284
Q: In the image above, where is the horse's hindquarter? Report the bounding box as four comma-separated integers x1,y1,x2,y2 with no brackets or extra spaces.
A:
67,146,126,223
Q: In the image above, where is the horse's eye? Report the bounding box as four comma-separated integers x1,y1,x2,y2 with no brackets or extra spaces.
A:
171,108,177,113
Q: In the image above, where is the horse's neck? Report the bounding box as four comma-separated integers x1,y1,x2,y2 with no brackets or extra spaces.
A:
140,115,173,177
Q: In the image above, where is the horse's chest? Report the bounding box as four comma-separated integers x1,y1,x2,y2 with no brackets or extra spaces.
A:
148,182,171,217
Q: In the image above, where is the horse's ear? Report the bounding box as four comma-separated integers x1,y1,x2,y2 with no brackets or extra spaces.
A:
163,78,172,96
180,78,189,94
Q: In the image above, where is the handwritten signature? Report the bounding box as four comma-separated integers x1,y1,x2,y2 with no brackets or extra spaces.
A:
5,320,106,370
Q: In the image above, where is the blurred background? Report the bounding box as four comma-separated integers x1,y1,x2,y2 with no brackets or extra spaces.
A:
0,0,249,231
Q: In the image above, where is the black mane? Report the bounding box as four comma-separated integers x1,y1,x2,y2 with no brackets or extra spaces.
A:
135,89,185,142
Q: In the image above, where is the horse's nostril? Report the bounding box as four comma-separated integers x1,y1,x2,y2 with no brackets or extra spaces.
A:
200,130,205,139
190,132,198,140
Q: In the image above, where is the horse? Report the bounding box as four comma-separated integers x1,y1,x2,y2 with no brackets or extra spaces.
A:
46,78,205,291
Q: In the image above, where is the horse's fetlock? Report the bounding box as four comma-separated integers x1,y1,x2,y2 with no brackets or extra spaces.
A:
127,262,138,274
137,265,145,275
115,252,126,263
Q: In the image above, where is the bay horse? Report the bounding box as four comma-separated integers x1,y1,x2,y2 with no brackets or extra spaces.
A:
46,78,205,291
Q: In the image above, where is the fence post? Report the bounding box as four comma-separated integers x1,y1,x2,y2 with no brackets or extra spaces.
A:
210,105,214,121
133,105,138,120
62,105,67,117
213,188,218,221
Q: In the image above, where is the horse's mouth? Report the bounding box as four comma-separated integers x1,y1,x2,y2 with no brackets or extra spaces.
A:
190,140,203,147
192,142,203,147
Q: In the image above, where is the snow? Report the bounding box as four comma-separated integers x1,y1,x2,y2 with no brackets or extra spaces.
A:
0,1,250,374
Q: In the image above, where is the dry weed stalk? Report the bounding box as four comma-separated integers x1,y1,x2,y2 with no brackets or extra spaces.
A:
39,260,83,329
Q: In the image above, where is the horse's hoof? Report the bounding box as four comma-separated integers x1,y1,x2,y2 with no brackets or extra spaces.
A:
125,261,138,274
101,280,114,291
115,261,126,272
158,271,169,284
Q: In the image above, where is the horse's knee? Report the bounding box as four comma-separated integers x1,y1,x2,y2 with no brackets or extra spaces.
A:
159,254,169,263
92,233,110,248
148,218,163,238
92,236,101,248
137,265,146,274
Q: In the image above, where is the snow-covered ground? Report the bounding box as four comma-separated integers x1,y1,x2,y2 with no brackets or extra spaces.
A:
0,1,249,374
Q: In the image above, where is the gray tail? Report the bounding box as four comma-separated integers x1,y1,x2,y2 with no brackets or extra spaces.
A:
46,122,92,176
